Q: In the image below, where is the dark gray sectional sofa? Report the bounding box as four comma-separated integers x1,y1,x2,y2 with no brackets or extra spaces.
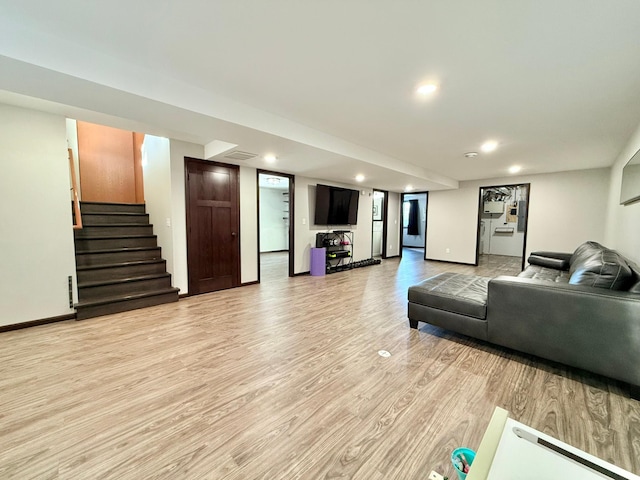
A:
408,241,640,398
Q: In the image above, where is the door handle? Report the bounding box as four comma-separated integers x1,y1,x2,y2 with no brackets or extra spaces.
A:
231,232,237,237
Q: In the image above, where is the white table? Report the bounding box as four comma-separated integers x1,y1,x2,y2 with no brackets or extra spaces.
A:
467,407,639,480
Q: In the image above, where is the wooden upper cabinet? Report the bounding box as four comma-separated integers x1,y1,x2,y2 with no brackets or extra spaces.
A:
77,121,144,204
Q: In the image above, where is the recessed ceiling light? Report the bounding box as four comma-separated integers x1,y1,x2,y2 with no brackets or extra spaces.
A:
509,165,521,174
416,84,438,95
266,177,281,185
264,154,277,163
481,141,498,153
355,174,365,182
405,185,414,192
464,152,478,158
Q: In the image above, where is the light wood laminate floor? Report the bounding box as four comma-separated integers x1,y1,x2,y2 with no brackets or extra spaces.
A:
1,252,638,479
260,251,290,283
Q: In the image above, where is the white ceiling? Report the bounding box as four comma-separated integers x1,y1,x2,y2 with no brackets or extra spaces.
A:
1,0,639,192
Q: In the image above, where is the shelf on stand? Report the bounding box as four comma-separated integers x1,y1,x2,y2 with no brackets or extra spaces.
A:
316,231,353,273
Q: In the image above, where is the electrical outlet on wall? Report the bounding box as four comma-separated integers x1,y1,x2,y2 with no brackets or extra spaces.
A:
446,248,451,254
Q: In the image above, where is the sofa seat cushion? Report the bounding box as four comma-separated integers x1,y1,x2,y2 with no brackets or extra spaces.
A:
408,272,490,320
518,265,570,283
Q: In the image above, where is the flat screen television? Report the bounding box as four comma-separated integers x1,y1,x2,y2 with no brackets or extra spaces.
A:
314,184,359,225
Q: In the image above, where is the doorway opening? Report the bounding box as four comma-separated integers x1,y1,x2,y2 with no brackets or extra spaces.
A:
257,170,295,281
477,183,530,271
400,192,428,258
371,190,388,259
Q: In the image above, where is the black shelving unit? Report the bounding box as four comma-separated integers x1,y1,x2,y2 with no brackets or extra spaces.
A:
315,231,353,273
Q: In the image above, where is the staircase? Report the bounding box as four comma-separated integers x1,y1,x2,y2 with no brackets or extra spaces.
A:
74,202,179,320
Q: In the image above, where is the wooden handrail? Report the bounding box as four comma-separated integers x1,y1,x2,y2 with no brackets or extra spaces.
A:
68,148,83,230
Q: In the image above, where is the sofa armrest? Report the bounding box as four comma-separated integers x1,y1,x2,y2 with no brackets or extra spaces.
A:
486,276,640,388
528,251,572,270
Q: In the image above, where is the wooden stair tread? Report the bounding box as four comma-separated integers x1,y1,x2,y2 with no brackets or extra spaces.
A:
77,223,154,227
75,288,179,308
81,212,148,216
75,234,156,239
78,273,171,289
80,201,145,207
75,246,160,255
76,259,166,271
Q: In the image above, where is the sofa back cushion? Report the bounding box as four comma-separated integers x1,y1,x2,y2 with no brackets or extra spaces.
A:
569,241,604,272
569,242,633,290
628,259,640,293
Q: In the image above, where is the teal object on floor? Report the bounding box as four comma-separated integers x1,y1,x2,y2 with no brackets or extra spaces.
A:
451,447,476,480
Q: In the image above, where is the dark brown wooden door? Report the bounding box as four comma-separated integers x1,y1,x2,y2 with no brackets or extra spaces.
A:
186,158,240,294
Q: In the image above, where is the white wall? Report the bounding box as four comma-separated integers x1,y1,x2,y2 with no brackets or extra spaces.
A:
426,185,478,263
605,122,640,263
359,188,374,260
372,192,384,257
293,177,372,273
240,166,258,283
65,118,81,200
386,192,401,257
402,193,427,248
259,186,289,252
0,104,77,326
427,168,610,264
372,221,383,256
3,101,630,327
142,135,174,281
168,140,203,294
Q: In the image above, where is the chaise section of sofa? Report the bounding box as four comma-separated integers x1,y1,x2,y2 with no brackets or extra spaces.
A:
408,241,640,399
487,276,640,397
407,272,491,340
